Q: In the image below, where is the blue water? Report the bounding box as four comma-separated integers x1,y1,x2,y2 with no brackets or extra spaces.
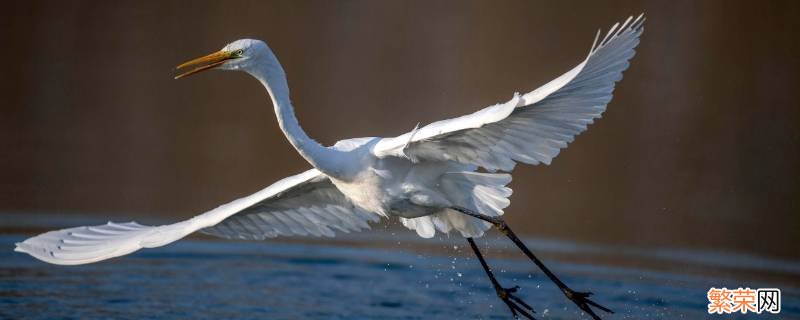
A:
1,232,798,319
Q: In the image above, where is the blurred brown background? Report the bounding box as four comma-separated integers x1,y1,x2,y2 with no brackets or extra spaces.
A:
0,1,797,259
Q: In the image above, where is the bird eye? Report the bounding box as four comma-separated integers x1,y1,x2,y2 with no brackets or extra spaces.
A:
234,49,244,57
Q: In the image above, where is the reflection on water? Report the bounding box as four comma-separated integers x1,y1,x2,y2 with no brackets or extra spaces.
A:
2,231,798,319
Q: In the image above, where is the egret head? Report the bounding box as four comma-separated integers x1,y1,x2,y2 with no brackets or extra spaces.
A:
175,39,271,79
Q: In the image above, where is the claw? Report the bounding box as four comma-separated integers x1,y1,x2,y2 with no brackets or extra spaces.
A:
496,286,535,319
563,289,613,319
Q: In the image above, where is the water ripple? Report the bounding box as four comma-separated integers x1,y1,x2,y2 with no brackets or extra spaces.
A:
2,234,798,319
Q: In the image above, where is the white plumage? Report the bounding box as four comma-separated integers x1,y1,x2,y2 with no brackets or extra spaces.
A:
15,14,644,266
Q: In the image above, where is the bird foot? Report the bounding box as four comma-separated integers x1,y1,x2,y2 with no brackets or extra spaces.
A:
495,285,535,319
562,289,613,320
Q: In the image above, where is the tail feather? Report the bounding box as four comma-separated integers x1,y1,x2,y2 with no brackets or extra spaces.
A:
400,171,512,238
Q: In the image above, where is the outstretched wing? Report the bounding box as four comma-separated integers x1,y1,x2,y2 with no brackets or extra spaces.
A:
200,172,379,240
372,15,645,171
15,169,380,265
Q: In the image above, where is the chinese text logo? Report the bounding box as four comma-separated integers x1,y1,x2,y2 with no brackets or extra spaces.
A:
707,287,780,314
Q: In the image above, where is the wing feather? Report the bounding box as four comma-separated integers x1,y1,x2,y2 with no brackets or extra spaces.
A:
372,15,644,171
15,169,380,265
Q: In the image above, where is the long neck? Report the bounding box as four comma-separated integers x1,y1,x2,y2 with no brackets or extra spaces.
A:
247,56,352,179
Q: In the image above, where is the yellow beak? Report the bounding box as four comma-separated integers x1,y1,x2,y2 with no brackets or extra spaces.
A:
174,50,236,79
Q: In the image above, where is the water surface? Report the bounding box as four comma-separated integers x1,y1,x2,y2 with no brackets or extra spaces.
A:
1,222,798,319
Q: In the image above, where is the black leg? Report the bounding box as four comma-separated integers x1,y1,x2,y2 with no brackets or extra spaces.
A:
454,207,613,320
467,237,535,319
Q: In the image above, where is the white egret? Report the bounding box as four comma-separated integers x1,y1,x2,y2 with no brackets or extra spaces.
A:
16,14,644,319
